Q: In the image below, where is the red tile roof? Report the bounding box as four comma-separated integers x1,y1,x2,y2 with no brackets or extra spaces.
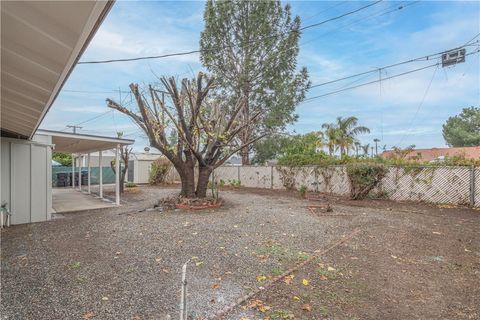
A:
381,146,480,162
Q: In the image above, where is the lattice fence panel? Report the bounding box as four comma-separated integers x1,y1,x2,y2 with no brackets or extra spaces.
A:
239,166,272,188
379,166,471,205
213,166,239,185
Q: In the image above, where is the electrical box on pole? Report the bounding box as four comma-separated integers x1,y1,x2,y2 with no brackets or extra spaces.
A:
442,48,466,67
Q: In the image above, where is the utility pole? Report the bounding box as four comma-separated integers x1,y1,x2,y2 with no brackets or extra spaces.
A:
371,146,374,158
66,125,82,134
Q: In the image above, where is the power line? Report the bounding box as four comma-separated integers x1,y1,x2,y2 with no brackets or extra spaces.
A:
300,1,418,48
300,0,383,31
396,65,439,146
309,36,479,89
303,48,480,102
77,1,383,65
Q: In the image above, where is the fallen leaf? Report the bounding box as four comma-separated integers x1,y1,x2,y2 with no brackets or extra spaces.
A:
259,305,271,313
464,248,471,252
293,296,300,301
101,296,109,301
211,283,220,289
319,275,328,281
195,261,204,267
432,231,442,235
327,266,336,271
391,255,397,259
256,275,267,282
302,304,312,312
302,278,309,286
155,258,161,262
284,275,294,284
82,312,95,320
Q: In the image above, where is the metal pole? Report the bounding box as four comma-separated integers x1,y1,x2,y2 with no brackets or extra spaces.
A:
78,155,82,191
470,165,476,207
87,153,91,194
99,150,103,198
71,155,75,188
179,262,188,320
270,165,274,189
115,145,120,205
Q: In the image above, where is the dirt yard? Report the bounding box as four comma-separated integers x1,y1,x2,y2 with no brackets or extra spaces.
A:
1,185,479,320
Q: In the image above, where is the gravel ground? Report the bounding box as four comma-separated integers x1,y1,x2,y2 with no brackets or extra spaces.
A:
1,185,479,319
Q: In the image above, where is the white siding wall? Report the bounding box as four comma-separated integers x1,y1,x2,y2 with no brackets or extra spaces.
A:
0,137,52,225
134,160,153,184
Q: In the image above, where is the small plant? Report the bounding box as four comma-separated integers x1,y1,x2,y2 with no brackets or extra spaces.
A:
298,185,307,198
346,162,387,200
219,179,226,187
229,179,241,187
68,261,81,270
125,181,137,188
269,309,294,320
210,179,219,201
271,266,284,276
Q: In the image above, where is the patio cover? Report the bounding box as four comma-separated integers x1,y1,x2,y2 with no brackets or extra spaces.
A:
36,129,134,154
1,1,114,139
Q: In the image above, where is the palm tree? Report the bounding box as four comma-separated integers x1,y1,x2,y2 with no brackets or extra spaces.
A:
321,123,339,156
373,138,380,156
333,116,370,157
361,143,370,157
354,141,361,156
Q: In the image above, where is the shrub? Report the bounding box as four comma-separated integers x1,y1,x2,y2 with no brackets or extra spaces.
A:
346,162,387,200
229,179,241,187
298,185,307,198
125,182,137,188
149,158,172,184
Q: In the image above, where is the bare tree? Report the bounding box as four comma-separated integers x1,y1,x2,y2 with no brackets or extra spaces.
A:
106,73,265,198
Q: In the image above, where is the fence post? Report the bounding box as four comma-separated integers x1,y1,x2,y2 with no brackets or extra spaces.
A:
470,165,476,207
270,166,274,189
237,166,241,182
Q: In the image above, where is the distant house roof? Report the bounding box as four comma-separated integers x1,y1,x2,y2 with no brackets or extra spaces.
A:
381,146,480,162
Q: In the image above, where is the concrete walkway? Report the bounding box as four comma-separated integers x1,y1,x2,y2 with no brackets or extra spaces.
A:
52,188,114,213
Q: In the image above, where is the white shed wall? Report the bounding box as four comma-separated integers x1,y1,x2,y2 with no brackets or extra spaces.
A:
0,137,53,225
134,160,154,184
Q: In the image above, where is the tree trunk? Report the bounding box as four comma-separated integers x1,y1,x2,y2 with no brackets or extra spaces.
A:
240,147,250,166
176,164,196,198
196,166,213,198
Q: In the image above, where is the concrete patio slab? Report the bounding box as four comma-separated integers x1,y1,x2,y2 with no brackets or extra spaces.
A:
52,188,115,213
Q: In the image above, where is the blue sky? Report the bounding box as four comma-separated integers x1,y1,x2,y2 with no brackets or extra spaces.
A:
41,0,480,152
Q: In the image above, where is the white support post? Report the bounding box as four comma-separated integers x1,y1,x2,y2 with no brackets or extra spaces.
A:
87,153,91,194
115,145,120,205
99,150,103,199
78,155,82,191
71,155,75,188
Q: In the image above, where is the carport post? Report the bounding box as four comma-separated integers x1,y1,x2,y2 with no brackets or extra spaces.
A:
78,154,82,191
99,150,103,198
115,145,120,205
71,155,75,188
87,153,91,194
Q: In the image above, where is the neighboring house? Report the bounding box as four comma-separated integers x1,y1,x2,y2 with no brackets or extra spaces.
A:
381,146,480,162
0,1,119,225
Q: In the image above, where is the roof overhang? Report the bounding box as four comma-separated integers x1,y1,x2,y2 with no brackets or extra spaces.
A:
1,1,115,139
36,129,134,154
